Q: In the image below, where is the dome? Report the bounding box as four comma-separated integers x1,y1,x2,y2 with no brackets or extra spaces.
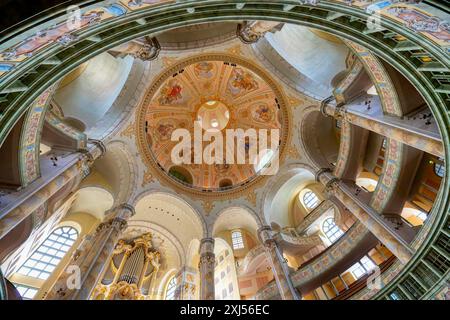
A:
137,55,288,192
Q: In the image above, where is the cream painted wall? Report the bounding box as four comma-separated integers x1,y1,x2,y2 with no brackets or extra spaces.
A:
54,53,133,129
265,25,348,95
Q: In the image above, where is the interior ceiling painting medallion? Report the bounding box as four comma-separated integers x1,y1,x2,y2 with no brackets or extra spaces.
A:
136,54,290,200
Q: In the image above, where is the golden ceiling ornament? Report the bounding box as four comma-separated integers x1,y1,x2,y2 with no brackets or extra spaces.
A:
246,191,257,206
135,53,292,202
161,56,179,68
226,44,242,56
286,145,301,159
202,200,215,215
120,121,135,139
141,169,155,187
288,95,305,108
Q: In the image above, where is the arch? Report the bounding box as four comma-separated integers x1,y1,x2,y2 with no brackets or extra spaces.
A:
261,163,316,227
213,206,262,241
69,186,114,221
186,239,201,270
133,191,207,249
356,171,379,193
155,268,178,300
53,52,134,131
218,178,233,189
88,140,137,205
300,106,340,169
168,166,194,185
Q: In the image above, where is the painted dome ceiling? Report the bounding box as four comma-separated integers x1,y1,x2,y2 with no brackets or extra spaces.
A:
137,54,289,193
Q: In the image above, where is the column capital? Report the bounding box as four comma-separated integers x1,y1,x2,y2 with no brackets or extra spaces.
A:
236,21,283,44
315,167,332,183
320,95,336,117
325,178,340,195
133,36,161,61
87,139,106,159
257,226,277,247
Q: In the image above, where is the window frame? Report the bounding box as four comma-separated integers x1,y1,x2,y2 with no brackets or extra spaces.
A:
17,226,78,281
322,217,344,243
303,190,320,210
165,276,177,300
231,230,245,250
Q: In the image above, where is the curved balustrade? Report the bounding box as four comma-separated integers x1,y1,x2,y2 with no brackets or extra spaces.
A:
238,244,266,275
295,200,334,234
255,222,378,299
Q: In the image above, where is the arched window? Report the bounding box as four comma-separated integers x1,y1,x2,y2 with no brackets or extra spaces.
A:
322,218,344,243
434,157,445,178
303,191,319,209
231,231,244,250
17,226,78,280
165,276,177,300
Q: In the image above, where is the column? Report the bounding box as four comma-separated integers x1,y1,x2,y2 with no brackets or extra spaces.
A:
198,238,215,300
316,169,414,264
237,21,282,44
0,140,104,241
321,100,443,157
44,203,135,300
258,226,301,300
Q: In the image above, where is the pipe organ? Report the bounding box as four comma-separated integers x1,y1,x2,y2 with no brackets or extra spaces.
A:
92,233,160,300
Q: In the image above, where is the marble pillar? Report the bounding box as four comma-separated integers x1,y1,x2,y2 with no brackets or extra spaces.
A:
316,169,414,264
258,226,301,300
321,102,443,157
198,238,215,300
44,204,135,300
0,141,105,241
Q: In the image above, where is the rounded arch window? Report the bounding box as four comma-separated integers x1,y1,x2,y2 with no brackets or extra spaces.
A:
165,276,177,300
17,226,78,280
302,190,319,210
434,157,445,178
322,218,344,243
231,230,244,250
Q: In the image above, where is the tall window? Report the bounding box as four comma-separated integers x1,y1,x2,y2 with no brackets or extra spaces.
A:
14,284,38,300
165,276,177,300
231,231,244,250
17,226,78,280
434,157,445,178
347,255,377,279
303,191,319,209
347,262,366,279
322,218,344,243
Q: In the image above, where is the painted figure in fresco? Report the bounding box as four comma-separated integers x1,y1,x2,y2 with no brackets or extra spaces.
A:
387,7,450,42
1,10,104,60
194,62,214,78
158,79,183,105
155,121,176,140
252,104,274,123
228,68,259,95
